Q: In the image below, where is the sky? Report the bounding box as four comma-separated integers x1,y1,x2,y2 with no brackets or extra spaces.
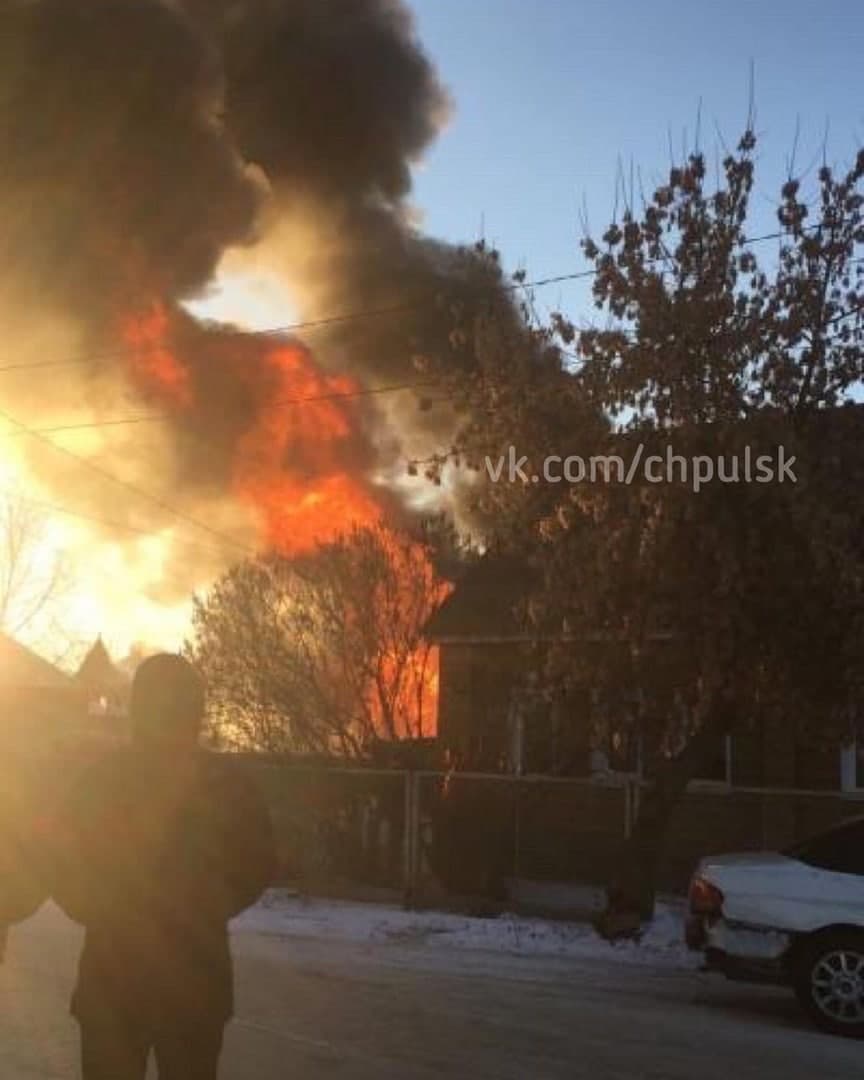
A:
408,0,864,323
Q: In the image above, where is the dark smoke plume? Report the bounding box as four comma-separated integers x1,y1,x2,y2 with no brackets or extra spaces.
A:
197,0,511,453
212,0,449,202
0,0,521,606
0,0,260,318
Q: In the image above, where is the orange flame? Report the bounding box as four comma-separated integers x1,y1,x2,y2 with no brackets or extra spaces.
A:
231,343,383,552
365,530,452,741
123,304,193,410
120,304,448,739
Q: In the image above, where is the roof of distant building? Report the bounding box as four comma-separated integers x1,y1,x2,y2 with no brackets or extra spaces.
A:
0,633,72,690
75,636,129,691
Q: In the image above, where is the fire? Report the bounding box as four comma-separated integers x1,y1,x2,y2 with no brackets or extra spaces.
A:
123,304,193,410
121,304,382,553
231,342,383,552
119,302,448,739
370,533,451,740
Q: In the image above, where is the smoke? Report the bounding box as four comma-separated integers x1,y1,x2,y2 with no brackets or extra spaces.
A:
212,0,450,203
199,0,512,461
0,0,261,318
0,0,519,629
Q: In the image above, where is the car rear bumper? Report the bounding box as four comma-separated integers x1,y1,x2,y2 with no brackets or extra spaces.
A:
686,915,791,983
685,913,708,950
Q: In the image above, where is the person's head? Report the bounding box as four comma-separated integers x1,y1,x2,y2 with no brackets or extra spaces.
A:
130,653,205,747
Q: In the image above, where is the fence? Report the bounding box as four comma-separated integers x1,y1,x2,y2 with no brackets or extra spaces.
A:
236,759,864,906
15,742,861,909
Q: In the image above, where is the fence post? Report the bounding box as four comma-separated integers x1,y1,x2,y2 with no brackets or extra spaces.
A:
402,771,421,909
513,778,522,881
402,770,412,907
624,776,641,838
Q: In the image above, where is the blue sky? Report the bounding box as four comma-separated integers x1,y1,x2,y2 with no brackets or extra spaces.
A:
409,0,864,324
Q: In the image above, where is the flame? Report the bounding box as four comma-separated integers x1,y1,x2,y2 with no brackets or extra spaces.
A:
370,535,451,741
121,303,384,552
231,342,383,553
123,304,193,410
118,303,448,738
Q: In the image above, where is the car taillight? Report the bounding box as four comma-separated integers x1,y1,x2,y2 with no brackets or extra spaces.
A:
688,875,724,916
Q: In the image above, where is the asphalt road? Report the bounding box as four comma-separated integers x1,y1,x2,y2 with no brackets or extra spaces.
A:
1,905,861,1079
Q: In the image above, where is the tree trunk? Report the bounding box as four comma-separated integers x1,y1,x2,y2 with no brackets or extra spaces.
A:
598,704,729,940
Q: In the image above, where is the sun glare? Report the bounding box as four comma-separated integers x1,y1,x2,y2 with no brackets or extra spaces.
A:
183,270,300,332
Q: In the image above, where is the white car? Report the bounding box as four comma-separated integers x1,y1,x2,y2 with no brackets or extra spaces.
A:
686,816,864,1037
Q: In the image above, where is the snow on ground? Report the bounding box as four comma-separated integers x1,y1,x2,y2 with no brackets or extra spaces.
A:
6,903,862,1079
234,889,698,970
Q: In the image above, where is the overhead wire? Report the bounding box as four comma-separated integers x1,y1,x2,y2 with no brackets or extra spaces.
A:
0,222,858,552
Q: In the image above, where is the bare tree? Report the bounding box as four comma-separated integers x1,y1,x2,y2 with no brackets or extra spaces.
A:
187,523,449,756
0,494,72,656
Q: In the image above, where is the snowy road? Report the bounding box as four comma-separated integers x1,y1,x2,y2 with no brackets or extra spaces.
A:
1,902,861,1079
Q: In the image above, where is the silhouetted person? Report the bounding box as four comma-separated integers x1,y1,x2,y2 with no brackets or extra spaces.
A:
51,654,275,1080
0,749,51,959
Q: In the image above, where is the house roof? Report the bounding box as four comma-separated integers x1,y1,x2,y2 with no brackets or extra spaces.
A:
75,637,129,691
425,554,541,643
0,633,72,690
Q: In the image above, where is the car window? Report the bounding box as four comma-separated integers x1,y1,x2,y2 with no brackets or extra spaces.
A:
787,818,864,875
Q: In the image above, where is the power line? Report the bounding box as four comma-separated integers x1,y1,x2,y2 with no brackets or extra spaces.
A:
0,380,441,439
0,225,857,546
0,403,253,556
0,486,221,597
0,272,608,375
4,296,861,442
0,380,449,553
0,486,243,562
2,294,862,441
0,221,849,378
